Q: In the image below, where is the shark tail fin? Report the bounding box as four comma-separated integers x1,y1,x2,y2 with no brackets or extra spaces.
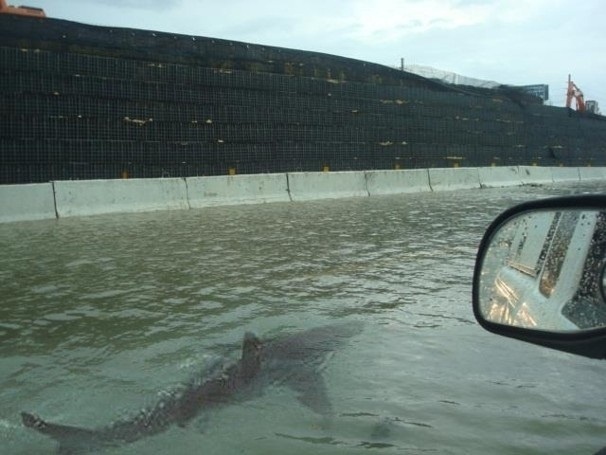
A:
21,411,106,454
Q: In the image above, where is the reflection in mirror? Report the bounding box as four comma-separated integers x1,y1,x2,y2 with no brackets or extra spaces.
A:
478,208,606,332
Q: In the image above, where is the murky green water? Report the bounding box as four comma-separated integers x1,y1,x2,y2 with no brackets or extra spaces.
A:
1,183,605,454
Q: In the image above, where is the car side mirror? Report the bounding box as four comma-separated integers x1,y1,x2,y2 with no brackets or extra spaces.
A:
472,195,606,359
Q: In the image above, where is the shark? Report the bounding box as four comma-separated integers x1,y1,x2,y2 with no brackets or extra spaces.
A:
21,321,362,454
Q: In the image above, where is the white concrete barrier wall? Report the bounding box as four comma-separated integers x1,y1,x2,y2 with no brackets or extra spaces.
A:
579,167,606,181
550,167,580,182
478,166,522,188
365,169,431,195
287,171,369,201
54,178,189,218
4,167,606,223
187,174,290,208
518,165,553,185
0,183,56,223
428,167,481,191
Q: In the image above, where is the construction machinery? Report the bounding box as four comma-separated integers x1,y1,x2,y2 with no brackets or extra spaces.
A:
566,74,587,112
0,0,45,17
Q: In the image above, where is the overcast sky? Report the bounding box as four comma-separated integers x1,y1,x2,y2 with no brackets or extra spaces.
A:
20,0,606,108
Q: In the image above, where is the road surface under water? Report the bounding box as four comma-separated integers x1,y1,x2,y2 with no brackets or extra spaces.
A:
1,182,605,454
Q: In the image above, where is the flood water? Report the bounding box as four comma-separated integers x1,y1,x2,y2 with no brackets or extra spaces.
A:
1,182,605,454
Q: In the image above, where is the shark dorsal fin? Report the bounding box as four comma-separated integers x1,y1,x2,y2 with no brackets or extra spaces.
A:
240,332,262,379
241,332,261,360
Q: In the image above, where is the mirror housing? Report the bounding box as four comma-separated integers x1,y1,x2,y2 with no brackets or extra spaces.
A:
472,195,606,359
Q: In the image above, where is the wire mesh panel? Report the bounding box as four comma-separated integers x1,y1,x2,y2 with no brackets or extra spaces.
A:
2,38,606,184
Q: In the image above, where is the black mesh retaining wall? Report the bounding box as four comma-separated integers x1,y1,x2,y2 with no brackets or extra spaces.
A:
2,15,606,184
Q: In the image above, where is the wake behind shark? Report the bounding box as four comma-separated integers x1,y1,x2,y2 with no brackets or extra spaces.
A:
22,321,362,454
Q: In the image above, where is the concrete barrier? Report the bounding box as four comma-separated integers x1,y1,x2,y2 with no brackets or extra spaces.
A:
428,167,481,191
54,178,189,218
0,183,56,223
550,167,580,183
518,166,553,185
365,169,431,195
478,166,522,188
579,167,606,181
4,166,606,223
287,171,369,201
187,174,290,207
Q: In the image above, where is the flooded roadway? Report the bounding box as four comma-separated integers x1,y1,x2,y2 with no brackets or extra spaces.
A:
1,182,605,454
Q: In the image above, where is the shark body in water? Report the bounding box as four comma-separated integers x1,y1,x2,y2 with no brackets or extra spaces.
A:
21,322,362,454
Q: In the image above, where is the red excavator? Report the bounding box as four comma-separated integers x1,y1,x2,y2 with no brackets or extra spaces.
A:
0,0,45,17
566,74,586,112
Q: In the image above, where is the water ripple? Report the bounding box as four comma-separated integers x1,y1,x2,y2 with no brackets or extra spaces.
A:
2,183,606,454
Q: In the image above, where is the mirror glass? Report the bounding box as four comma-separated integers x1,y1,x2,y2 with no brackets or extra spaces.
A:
477,208,606,332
